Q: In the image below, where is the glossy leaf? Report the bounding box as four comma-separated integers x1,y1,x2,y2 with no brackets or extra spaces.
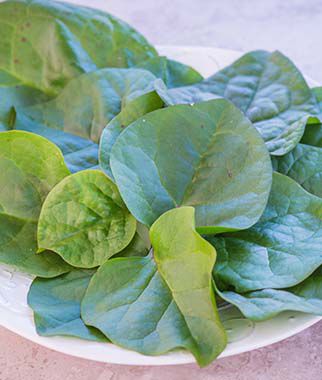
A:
210,173,322,292
99,91,164,177
0,78,50,130
28,269,107,341
38,170,136,268
217,266,322,321
15,68,157,144
82,207,227,367
272,143,322,198
301,123,322,148
110,98,272,232
0,131,71,277
0,0,157,95
190,51,318,155
14,111,99,173
154,79,218,106
136,56,203,88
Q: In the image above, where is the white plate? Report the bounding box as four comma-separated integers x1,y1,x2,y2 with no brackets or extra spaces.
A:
0,45,321,366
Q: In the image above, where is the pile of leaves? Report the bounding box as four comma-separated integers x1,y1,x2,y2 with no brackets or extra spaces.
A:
0,0,321,367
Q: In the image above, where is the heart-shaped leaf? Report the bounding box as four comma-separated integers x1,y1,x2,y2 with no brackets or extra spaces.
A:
82,207,227,367
210,173,322,292
110,99,272,233
38,170,136,268
28,269,107,341
0,131,71,277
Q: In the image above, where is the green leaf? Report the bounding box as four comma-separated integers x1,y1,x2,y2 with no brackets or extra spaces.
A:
0,0,157,95
0,77,50,130
115,223,151,258
154,79,218,106
0,130,71,277
210,172,322,292
272,143,322,198
99,91,164,177
217,266,322,321
82,207,227,367
186,51,317,155
301,123,322,148
28,269,107,341
14,68,157,144
110,98,272,233
38,169,136,268
14,111,99,173
136,56,203,88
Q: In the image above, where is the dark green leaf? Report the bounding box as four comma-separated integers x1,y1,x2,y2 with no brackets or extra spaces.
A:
14,111,99,173
82,207,227,367
110,99,272,233
38,169,136,268
28,269,107,341
136,56,203,88
301,123,322,148
210,172,322,292
176,51,317,155
272,143,322,198
0,0,157,95
99,91,164,177
0,131,71,277
217,266,322,321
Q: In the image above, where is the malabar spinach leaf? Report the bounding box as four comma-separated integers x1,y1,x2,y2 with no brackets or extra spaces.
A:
210,172,322,292
14,111,99,173
110,98,272,233
14,68,157,144
82,207,227,367
28,269,107,341
272,143,322,198
136,56,203,88
99,91,164,177
38,169,136,268
0,0,157,95
184,51,318,155
217,266,322,321
0,130,71,277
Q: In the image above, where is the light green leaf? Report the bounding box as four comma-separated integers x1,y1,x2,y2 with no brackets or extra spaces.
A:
210,172,322,292
15,68,157,144
0,0,157,95
0,130,71,277
184,51,318,155
272,143,322,198
38,169,136,268
99,91,164,177
136,56,203,88
82,207,227,367
217,266,322,321
110,98,272,233
28,269,107,341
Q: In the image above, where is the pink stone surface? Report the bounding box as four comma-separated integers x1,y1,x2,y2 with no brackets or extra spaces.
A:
0,322,321,380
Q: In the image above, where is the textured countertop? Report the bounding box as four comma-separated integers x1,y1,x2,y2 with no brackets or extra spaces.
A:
1,0,322,379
